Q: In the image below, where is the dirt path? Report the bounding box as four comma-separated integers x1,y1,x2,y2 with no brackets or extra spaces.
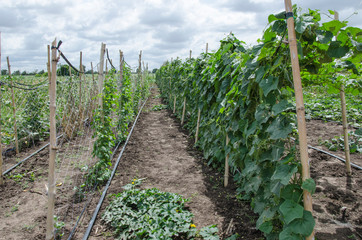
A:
84,88,263,239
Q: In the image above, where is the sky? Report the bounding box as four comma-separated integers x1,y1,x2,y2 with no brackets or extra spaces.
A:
0,0,361,73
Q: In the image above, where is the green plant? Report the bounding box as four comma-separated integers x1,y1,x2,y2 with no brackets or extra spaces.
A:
151,104,167,111
321,128,362,153
85,70,119,187
102,179,221,239
154,4,362,238
54,215,65,239
11,204,19,213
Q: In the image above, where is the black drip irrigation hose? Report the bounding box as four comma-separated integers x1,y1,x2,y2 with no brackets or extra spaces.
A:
82,98,148,240
307,145,362,170
290,137,362,170
66,140,123,240
2,135,64,176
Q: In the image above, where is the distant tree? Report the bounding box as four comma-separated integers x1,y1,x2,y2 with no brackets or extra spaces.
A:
13,70,21,75
1,70,7,75
38,70,45,75
21,71,27,75
152,68,158,74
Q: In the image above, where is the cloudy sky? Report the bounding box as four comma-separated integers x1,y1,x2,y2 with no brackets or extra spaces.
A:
0,0,361,73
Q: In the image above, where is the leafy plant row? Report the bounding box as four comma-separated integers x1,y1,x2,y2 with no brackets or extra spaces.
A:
156,6,360,239
85,66,152,188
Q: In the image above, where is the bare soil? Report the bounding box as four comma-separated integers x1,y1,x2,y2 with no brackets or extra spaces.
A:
0,87,360,240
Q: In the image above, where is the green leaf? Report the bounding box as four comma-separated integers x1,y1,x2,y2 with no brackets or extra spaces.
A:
327,41,350,58
279,228,300,240
259,76,279,96
271,164,298,185
280,184,303,202
256,208,275,233
288,210,315,236
322,20,347,36
301,178,316,194
272,100,294,115
279,200,304,224
266,116,292,139
328,10,335,15
316,30,333,44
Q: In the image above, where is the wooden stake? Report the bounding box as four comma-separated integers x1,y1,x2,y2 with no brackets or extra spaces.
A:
7,57,19,154
90,62,95,95
334,11,352,175
0,32,3,185
173,95,176,114
181,97,186,125
284,1,314,239
195,108,201,144
79,51,83,108
224,134,230,187
105,58,108,75
47,45,51,84
98,43,106,107
46,38,58,240
206,43,209,54
119,50,123,87
189,50,192,59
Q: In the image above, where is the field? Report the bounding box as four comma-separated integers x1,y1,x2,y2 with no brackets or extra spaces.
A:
1,5,362,240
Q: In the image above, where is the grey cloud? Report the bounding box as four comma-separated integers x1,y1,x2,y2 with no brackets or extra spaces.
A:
139,6,184,27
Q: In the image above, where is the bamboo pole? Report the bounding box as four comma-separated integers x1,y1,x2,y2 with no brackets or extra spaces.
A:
284,1,314,239
46,38,58,240
333,11,352,175
90,62,95,95
189,50,192,59
195,109,201,144
105,58,108,75
224,134,230,187
7,57,19,154
119,50,123,87
173,95,176,114
206,43,209,54
181,97,186,125
79,51,83,108
0,32,3,185
98,43,106,107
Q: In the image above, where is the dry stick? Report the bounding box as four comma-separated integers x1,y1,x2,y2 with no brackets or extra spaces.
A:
0,32,3,185
189,50,192,59
6,57,19,154
224,134,230,187
46,38,58,240
98,43,106,107
334,11,352,175
195,43,208,144
138,50,142,106
284,1,314,239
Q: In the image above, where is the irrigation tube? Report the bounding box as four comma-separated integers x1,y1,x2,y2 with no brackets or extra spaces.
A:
2,135,64,176
82,98,149,240
307,145,362,170
290,137,362,170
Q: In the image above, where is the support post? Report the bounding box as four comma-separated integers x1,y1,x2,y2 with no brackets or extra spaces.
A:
189,50,192,59
206,43,208,54
7,57,19,154
224,134,230,187
98,43,106,107
284,1,314,239
79,51,83,108
173,96,176,114
334,11,351,175
46,38,58,240
90,62,95,95
195,108,201,144
119,50,124,87
181,97,186,125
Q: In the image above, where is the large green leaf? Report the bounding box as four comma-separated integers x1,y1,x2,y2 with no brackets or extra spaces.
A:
327,41,349,58
301,178,316,194
288,210,315,236
266,116,292,139
279,200,304,224
272,100,294,115
322,20,347,36
259,76,279,96
271,164,297,185
279,228,301,240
